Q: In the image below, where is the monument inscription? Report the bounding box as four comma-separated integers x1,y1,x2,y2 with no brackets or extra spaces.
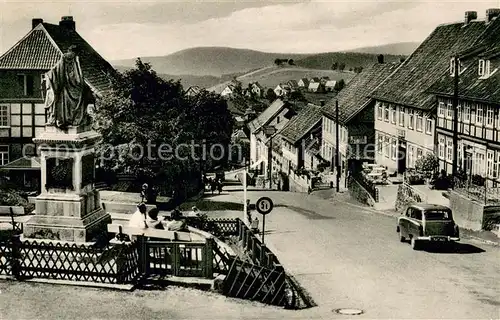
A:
45,157,74,190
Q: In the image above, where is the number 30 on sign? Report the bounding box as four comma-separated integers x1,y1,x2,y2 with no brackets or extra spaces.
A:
255,197,274,215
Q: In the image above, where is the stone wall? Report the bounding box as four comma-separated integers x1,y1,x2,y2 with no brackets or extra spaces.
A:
347,177,375,206
288,172,309,193
394,184,424,213
448,191,500,231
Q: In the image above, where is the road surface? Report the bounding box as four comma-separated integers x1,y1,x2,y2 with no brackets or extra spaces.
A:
0,187,498,319
211,187,500,319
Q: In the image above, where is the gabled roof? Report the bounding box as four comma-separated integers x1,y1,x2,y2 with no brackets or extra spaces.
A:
427,16,500,105
251,82,264,89
248,99,290,133
325,80,337,87
324,62,398,124
287,80,299,88
0,156,40,170
232,129,249,141
428,49,500,104
276,83,291,90
298,78,309,85
279,104,323,145
0,22,117,95
308,82,321,89
371,18,500,110
310,77,320,82
186,86,201,96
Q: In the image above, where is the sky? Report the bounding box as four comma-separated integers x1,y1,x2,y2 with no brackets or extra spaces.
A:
1,0,500,61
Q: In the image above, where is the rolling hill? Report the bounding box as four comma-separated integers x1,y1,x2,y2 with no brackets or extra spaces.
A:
350,42,419,55
114,65,224,89
111,43,416,87
112,47,310,77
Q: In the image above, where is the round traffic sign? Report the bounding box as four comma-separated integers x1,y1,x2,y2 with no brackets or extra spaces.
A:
255,197,273,215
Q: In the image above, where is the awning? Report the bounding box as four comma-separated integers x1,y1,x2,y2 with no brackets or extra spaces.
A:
0,156,41,171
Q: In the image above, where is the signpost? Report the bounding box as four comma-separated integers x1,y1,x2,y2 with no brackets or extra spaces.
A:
255,196,274,244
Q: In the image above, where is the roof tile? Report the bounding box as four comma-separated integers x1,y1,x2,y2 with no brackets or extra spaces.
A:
324,62,397,123
371,19,498,110
248,99,289,133
279,104,322,145
0,22,117,94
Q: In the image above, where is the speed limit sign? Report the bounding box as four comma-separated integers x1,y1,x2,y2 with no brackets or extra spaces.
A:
255,197,274,215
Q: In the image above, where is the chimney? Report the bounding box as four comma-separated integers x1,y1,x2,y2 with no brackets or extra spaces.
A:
377,54,384,64
320,100,325,106
464,11,477,25
486,8,500,23
32,18,43,29
59,16,75,31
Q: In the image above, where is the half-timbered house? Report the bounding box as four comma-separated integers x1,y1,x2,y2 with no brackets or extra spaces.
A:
371,10,500,175
429,15,500,180
0,16,116,188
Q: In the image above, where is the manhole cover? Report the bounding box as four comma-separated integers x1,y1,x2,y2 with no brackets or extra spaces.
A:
333,308,364,315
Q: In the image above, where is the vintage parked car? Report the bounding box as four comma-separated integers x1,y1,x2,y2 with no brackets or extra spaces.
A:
397,204,460,250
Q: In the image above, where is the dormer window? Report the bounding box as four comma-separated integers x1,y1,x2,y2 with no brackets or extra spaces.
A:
479,59,491,78
450,57,462,76
478,59,485,76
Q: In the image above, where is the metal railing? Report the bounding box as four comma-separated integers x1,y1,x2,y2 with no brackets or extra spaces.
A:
454,176,500,204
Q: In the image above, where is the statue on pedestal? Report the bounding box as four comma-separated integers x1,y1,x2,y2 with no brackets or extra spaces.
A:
44,45,91,130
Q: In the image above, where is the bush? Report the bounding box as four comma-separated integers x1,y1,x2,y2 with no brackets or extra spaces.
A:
0,188,34,214
471,174,485,186
415,153,439,177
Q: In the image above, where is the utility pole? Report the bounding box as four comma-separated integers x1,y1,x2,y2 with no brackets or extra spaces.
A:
268,137,273,189
335,100,340,192
243,157,248,224
264,126,276,190
452,55,459,184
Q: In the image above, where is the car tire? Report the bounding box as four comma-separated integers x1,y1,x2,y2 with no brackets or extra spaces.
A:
411,237,420,250
399,232,406,243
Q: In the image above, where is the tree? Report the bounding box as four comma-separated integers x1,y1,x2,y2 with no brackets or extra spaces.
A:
338,63,346,72
266,88,277,102
334,79,345,91
415,153,439,178
331,62,338,70
289,90,306,102
94,58,233,196
274,58,284,66
288,59,295,65
349,67,354,72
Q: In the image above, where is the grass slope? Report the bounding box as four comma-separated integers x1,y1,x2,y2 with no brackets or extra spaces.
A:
208,66,355,93
296,52,404,70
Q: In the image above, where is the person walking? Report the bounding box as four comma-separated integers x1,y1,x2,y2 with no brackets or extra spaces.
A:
211,180,216,194
217,180,223,194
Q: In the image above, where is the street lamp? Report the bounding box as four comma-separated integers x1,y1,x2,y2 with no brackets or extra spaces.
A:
263,125,277,189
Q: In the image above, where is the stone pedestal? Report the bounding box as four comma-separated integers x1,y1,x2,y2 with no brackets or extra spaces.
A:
24,125,111,242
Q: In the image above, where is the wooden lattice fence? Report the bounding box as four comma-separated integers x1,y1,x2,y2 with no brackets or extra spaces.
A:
0,236,139,284
223,258,288,306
